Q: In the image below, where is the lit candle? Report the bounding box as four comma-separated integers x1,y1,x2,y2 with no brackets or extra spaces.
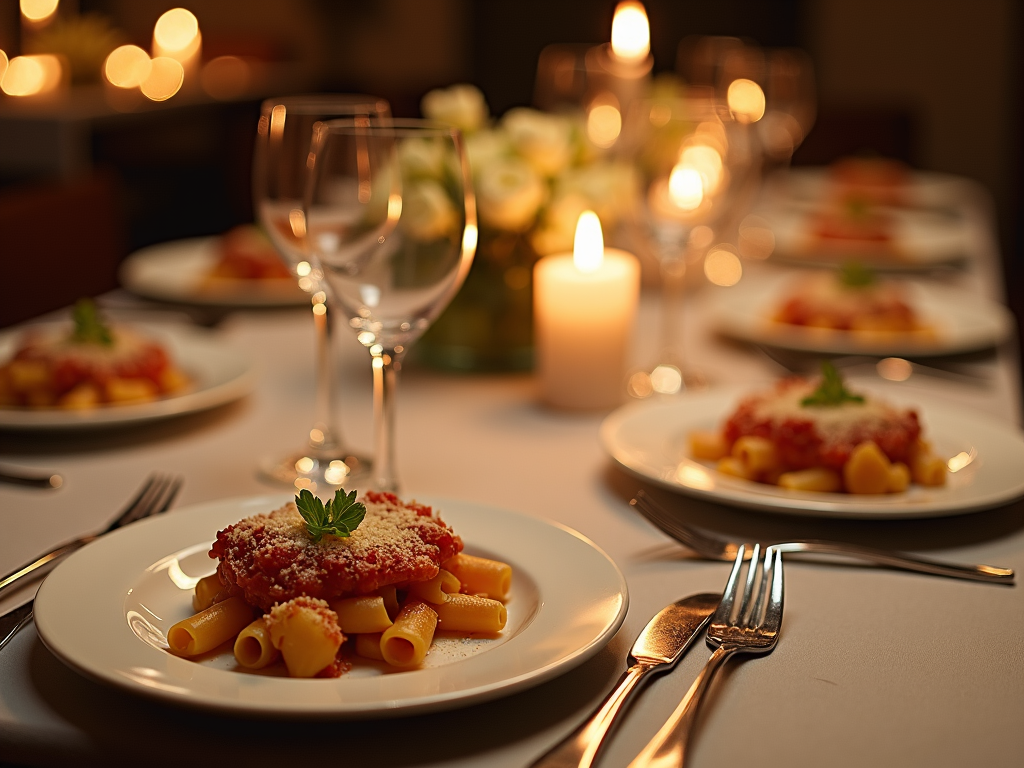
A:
534,211,640,410
152,8,202,85
585,1,653,141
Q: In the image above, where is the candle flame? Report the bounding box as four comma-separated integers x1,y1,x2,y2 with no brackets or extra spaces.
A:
668,165,704,210
727,78,766,123
610,1,650,64
573,211,604,273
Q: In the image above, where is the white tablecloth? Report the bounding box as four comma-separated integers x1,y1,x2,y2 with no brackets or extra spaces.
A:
1,186,1021,767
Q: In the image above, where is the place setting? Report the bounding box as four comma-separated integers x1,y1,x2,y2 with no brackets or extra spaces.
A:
0,3,1022,768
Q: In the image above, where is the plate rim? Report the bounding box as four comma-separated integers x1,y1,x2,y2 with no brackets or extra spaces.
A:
600,385,1024,518
0,322,254,431
34,494,629,718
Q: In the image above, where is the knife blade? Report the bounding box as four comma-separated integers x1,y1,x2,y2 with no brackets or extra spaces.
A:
529,592,720,768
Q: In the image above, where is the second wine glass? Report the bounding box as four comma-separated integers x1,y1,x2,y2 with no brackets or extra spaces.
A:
252,94,390,492
304,119,476,492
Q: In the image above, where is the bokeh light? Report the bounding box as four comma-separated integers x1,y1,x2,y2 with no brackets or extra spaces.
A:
140,56,184,101
20,0,58,23
104,45,152,89
1,55,62,97
704,245,743,286
153,8,199,53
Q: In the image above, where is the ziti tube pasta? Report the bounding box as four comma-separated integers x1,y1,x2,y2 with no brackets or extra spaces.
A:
233,617,279,669
380,601,437,667
192,573,224,612
434,593,507,632
406,569,461,604
329,595,394,634
167,596,253,657
355,632,385,661
443,554,512,600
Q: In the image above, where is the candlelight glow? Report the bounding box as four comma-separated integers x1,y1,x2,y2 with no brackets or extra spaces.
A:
154,8,199,53
1,55,62,97
681,144,723,194
0,51,8,83
140,56,183,101
727,78,766,123
201,55,249,99
573,211,604,273
104,45,152,89
610,1,650,64
704,245,742,286
20,0,58,23
586,97,622,149
668,165,703,210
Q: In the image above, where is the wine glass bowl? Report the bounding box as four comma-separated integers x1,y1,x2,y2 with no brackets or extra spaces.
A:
305,119,476,492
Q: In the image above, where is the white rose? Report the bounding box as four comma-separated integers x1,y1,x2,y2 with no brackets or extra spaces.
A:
421,84,489,133
399,137,447,179
401,179,458,241
464,128,511,178
503,107,574,177
476,158,545,232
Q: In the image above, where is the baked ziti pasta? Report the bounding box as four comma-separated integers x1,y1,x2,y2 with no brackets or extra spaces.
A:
689,364,947,495
167,489,512,678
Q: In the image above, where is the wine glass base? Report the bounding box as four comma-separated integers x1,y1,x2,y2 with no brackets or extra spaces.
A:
627,363,709,399
259,450,371,495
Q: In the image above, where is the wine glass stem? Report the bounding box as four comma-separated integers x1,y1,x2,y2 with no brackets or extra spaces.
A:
310,297,341,456
660,255,687,368
372,346,403,493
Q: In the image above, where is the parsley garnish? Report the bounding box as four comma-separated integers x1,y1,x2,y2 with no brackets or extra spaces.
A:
839,262,875,289
801,361,865,408
71,298,113,346
295,488,366,543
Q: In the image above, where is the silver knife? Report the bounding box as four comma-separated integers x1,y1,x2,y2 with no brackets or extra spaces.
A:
529,592,720,768
0,601,35,652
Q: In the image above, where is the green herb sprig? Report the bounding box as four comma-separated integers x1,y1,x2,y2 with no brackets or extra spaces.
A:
295,488,366,543
71,298,113,346
839,262,875,289
801,361,865,408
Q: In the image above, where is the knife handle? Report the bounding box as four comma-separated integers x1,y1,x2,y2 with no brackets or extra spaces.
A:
529,662,654,768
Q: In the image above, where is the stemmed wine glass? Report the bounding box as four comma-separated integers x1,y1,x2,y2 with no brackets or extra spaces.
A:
628,94,735,397
252,94,390,492
303,119,476,492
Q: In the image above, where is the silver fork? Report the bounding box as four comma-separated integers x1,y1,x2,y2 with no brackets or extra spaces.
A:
629,544,784,768
632,491,1014,584
0,473,183,651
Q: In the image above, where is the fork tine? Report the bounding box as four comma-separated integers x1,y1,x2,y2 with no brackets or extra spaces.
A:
764,548,785,632
713,544,747,624
748,546,774,628
118,474,170,528
156,475,183,515
736,542,761,626
101,474,158,534
631,491,730,557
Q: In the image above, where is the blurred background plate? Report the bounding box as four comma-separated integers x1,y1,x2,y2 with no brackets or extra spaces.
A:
119,238,308,308
0,322,254,430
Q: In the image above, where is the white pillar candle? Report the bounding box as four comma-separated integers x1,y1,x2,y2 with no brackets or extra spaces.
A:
534,211,640,410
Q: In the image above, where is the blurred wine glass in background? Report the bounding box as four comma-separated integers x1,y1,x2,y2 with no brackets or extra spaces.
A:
304,119,476,492
252,94,390,493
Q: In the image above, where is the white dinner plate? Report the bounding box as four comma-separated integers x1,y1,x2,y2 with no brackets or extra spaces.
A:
119,237,307,307
600,386,1024,518
34,495,629,718
780,167,974,211
709,272,1013,357
0,322,254,430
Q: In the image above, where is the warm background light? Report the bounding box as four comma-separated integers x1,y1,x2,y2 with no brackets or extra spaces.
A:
681,144,723,194
586,98,622,149
704,245,742,286
140,56,183,101
1,54,62,97
201,55,250,99
610,1,650,64
727,78,766,123
153,8,199,52
104,45,152,89
668,164,704,210
573,211,604,273
0,50,8,83
20,0,59,23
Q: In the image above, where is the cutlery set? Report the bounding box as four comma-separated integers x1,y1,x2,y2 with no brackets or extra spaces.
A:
531,492,1013,768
